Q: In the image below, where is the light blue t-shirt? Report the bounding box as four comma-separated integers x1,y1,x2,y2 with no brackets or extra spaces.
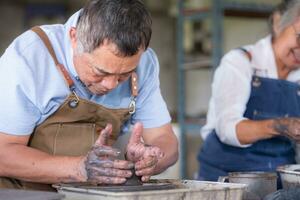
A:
0,11,171,135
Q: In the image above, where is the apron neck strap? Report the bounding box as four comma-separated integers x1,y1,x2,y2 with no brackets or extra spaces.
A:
131,72,138,97
31,26,75,90
238,47,252,61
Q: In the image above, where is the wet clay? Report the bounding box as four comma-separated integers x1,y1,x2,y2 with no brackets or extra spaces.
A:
123,168,142,186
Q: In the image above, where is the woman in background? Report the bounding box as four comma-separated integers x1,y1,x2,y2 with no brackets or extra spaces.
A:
198,0,300,182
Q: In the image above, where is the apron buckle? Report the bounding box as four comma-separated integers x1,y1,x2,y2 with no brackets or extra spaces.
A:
252,77,261,87
129,97,136,115
68,91,80,108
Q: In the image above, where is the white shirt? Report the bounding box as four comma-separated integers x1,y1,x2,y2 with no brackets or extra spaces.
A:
201,35,300,147
0,11,171,135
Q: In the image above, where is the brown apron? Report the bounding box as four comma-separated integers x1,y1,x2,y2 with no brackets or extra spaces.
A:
0,26,138,191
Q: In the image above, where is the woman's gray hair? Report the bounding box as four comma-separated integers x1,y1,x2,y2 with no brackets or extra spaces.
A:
278,0,300,32
75,0,152,56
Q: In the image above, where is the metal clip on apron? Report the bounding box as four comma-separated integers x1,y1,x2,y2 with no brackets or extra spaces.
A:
0,26,139,191
198,48,300,182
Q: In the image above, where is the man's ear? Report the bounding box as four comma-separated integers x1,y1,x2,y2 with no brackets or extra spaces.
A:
69,27,77,50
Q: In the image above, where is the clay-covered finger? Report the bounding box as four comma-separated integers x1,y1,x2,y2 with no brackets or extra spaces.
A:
135,165,156,176
92,145,120,157
86,148,119,167
141,175,151,182
95,124,113,146
144,146,164,158
87,158,115,168
88,167,132,178
135,156,157,170
89,176,127,184
126,144,145,161
128,122,143,144
112,159,135,169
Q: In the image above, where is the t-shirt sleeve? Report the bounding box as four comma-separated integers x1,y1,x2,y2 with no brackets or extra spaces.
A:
131,49,171,128
0,46,41,135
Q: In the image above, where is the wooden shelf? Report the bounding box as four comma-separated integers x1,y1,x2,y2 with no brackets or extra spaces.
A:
223,2,274,18
180,2,274,20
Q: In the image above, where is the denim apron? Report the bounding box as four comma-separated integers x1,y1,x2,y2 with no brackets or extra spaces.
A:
198,50,300,182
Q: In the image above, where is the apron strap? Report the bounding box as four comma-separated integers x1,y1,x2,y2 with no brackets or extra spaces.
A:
131,72,138,97
238,47,252,61
129,72,138,114
31,26,75,90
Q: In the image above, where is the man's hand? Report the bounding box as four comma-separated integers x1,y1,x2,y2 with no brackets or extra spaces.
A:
125,122,164,182
81,124,134,185
273,118,300,142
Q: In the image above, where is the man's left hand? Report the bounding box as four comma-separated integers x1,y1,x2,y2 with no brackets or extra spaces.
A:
125,122,164,182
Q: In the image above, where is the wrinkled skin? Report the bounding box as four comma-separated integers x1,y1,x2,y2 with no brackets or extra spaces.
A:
83,124,134,184
273,118,300,142
126,122,164,182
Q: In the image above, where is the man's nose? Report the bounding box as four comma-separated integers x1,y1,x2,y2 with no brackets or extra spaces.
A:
101,75,119,90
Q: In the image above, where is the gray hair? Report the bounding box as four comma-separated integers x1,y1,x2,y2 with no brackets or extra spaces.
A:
75,0,152,56
278,0,300,32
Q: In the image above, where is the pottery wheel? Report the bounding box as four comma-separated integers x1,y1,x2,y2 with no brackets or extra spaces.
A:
62,182,178,192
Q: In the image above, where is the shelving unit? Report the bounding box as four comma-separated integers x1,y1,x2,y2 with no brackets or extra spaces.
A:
176,0,276,178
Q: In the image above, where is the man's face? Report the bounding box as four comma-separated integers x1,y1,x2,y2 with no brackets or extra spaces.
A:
73,41,143,95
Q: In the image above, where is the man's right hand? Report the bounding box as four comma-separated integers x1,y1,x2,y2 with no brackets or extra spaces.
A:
80,124,134,185
273,118,300,142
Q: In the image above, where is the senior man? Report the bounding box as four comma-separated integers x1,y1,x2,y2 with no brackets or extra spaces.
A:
0,0,178,191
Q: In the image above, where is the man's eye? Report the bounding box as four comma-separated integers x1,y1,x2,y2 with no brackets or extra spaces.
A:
120,73,132,79
93,72,105,77
92,68,105,76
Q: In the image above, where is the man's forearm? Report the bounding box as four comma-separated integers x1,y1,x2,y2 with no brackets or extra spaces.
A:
0,143,86,184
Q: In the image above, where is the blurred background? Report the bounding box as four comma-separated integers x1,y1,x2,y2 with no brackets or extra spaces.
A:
0,0,281,179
